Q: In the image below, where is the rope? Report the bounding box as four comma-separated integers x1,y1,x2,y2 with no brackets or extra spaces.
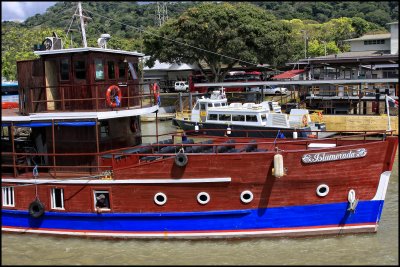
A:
33,165,39,200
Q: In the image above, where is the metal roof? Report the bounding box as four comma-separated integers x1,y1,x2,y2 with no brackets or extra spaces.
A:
344,33,391,42
34,47,144,57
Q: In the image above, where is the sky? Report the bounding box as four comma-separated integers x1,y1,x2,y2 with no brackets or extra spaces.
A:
1,1,57,22
1,1,150,22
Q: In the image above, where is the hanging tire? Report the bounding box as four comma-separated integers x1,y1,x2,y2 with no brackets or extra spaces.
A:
28,200,45,218
175,152,188,167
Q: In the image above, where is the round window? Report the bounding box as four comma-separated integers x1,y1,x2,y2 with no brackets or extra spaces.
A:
240,190,254,204
154,192,167,205
316,184,329,197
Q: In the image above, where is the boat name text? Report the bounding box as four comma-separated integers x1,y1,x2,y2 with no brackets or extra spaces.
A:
302,148,367,163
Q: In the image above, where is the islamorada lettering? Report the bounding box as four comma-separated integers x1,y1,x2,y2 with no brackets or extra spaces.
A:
302,148,367,164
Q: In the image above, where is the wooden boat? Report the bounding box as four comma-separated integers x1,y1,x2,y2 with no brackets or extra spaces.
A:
2,126,397,238
173,88,328,138
1,4,398,239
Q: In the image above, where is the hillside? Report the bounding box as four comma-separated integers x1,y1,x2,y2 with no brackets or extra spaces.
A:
1,1,397,81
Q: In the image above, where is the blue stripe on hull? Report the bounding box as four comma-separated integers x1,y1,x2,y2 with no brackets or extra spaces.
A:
2,201,384,234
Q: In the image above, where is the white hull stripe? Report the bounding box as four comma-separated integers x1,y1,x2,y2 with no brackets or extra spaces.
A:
372,171,391,200
1,177,231,184
2,224,377,238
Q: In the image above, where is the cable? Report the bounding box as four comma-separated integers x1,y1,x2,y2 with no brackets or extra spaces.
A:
82,7,258,66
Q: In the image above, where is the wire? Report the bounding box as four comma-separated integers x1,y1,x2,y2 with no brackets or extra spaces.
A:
82,7,258,66
64,5,79,39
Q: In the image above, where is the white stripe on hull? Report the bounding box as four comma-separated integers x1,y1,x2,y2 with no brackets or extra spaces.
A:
1,177,231,184
2,224,378,239
372,171,392,200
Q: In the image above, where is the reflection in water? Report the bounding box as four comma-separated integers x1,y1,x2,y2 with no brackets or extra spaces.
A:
1,121,398,265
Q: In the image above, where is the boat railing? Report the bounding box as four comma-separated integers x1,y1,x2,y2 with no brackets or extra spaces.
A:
1,130,393,178
21,83,156,114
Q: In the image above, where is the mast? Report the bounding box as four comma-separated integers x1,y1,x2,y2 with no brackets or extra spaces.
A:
78,2,87,48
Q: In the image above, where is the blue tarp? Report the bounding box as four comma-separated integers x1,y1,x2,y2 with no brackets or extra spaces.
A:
1,121,96,127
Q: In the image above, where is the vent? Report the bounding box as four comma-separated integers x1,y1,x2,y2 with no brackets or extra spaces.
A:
271,114,290,128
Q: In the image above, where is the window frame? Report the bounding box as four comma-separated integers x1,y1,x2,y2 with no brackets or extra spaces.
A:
94,58,105,81
93,190,111,211
60,58,70,81
50,188,65,210
107,61,116,80
74,60,86,80
2,186,15,207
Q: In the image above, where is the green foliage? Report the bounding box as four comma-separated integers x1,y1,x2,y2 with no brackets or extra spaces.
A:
1,1,395,80
143,2,294,81
1,24,67,80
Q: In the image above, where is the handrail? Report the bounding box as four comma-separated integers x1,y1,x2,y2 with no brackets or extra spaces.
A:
24,83,155,114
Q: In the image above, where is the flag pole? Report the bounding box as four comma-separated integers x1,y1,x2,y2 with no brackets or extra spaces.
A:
385,95,391,131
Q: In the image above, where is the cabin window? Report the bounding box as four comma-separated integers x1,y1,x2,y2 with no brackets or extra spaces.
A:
261,114,267,122
128,62,138,80
2,186,15,207
246,115,258,122
214,103,221,107
200,103,206,110
95,59,104,80
208,114,218,120
208,103,213,107
221,103,226,106
118,62,126,79
60,59,69,80
108,61,115,80
74,60,86,80
51,188,64,209
219,114,231,121
232,115,245,121
94,190,110,210
1,126,10,139
100,121,110,138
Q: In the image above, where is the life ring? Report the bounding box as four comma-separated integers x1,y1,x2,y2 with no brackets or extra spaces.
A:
106,85,122,108
175,152,188,167
302,114,308,127
318,112,323,121
28,199,45,218
152,83,160,105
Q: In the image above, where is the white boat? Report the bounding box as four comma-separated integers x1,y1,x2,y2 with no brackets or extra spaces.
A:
173,88,328,138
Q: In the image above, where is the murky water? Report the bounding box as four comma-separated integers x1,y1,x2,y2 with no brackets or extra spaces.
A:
2,120,398,265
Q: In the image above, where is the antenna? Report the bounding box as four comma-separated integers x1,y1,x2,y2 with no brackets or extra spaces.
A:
156,2,168,27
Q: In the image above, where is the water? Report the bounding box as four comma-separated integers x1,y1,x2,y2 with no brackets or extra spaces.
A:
2,120,398,265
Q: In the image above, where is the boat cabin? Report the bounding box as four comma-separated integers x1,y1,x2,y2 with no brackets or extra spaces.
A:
204,102,290,128
18,47,146,114
2,46,158,177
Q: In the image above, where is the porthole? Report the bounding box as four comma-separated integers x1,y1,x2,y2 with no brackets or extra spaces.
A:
154,192,167,205
240,190,254,204
197,192,210,205
316,184,329,197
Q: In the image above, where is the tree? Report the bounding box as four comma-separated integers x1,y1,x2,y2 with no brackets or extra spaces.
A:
143,2,294,82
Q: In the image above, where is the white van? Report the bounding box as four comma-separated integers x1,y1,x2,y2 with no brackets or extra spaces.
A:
174,81,189,92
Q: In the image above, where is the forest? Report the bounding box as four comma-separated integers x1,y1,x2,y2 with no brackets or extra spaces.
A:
1,1,398,81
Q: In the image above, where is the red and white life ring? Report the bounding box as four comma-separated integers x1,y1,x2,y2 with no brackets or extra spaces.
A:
106,85,122,108
152,83,160,105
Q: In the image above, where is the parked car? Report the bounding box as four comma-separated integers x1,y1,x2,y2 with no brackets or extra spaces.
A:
174,81,189,92
247,85,288,95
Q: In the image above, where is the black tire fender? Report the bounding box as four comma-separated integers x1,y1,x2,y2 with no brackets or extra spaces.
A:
175,152,188,167
28,199,45,218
